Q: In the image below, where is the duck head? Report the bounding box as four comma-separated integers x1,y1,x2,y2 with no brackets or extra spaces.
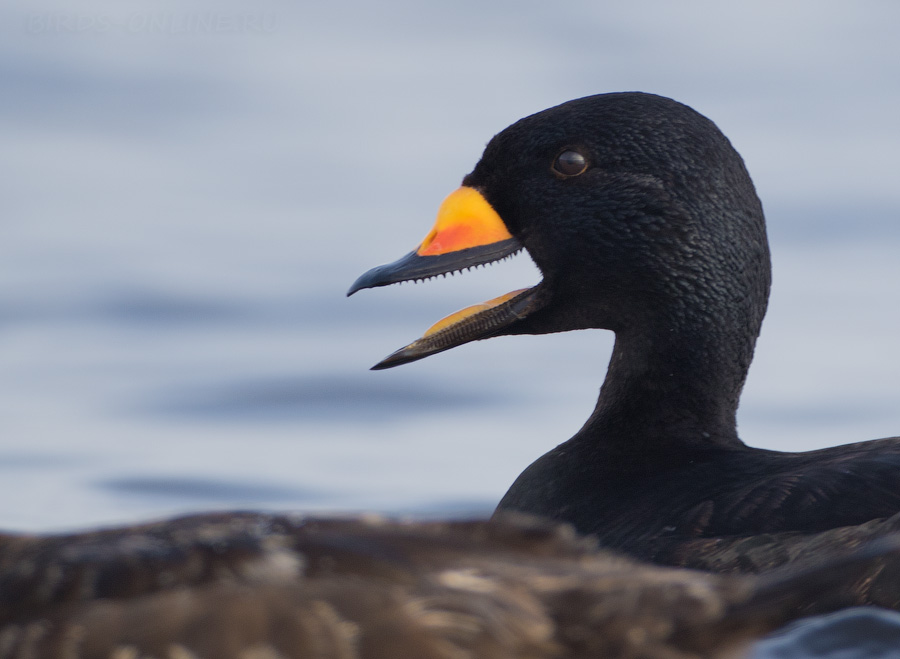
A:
349,92,771,373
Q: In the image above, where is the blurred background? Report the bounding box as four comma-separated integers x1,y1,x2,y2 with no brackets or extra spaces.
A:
2,0,899,532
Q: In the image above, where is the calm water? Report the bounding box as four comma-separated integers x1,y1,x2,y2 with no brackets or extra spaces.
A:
2,2,900,654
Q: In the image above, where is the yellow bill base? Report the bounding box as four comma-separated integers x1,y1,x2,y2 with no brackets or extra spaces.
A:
417,187,514,256
422,289,531,338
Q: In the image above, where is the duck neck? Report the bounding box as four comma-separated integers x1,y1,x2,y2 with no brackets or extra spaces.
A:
575,314,755,457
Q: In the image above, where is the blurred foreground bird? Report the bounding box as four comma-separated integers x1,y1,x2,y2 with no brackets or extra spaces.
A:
2,513,899,659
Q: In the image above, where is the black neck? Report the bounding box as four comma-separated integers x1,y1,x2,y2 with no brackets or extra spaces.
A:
572,310,756,457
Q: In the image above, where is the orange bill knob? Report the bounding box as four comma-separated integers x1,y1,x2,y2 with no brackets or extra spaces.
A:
417,187,514,256
347,186,520,296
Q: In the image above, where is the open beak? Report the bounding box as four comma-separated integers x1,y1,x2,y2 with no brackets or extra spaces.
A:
348,186,542,369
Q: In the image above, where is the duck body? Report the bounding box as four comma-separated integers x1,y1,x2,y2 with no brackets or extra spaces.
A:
498,437,900,563
351,91,900,574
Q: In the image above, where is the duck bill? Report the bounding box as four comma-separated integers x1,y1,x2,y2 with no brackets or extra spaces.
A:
371,287,540,369
349,186,539,370
346,187,522,295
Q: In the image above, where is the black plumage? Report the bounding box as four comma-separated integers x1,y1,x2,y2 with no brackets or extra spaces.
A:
352,92,900,576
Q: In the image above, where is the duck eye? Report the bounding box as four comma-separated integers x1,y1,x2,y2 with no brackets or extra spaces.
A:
553,150,588,177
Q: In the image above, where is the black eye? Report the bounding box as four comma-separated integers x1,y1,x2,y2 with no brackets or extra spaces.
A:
552,149,588,177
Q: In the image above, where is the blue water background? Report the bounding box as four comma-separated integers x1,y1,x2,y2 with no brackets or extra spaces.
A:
2,0,899,530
